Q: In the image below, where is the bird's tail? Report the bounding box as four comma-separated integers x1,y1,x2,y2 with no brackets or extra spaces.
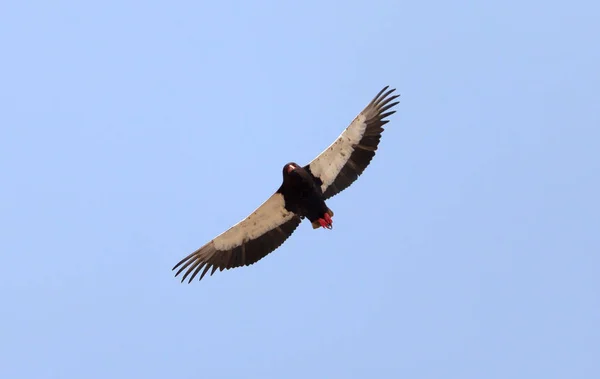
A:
311,208,334,229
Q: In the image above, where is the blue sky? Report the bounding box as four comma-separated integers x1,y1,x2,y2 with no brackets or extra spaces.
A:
1,1,598,378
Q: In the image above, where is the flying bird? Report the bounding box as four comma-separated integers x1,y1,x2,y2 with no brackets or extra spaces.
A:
173,86,400,282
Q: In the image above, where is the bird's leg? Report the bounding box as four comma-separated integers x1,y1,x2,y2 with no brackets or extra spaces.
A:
318,213,333,229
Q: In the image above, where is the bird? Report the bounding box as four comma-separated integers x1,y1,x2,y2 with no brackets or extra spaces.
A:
172,85,400,283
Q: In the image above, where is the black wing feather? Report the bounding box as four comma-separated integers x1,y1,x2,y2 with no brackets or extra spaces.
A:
172,193,302,283
305,86,400,199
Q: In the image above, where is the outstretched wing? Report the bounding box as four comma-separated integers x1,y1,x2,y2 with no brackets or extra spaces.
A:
173,192,301,283
305,86,400,199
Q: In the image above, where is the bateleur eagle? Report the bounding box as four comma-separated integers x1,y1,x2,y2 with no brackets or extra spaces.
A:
173,86,400,282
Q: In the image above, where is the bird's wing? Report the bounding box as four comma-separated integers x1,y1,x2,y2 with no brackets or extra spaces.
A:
173,192,301,283
304,86,400,199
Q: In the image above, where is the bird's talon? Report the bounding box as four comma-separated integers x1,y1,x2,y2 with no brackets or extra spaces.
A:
318,213,333,229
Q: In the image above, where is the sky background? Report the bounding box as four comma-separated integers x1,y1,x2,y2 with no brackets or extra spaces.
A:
1,1,599,378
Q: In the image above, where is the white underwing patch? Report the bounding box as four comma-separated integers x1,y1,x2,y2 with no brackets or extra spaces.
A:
212,193,294,250
308,113,367,192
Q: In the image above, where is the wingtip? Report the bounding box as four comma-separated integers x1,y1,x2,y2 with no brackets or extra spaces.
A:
372,86,398,105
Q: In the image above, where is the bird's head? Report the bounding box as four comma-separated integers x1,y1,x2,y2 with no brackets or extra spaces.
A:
283,162,299,177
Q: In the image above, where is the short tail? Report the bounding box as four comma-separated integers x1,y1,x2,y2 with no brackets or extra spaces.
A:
311,208,334,229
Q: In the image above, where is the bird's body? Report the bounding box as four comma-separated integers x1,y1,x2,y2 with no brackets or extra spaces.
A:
173,86,400,282
279,163,333,229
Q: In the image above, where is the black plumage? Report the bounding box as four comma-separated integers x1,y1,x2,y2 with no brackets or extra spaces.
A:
172,86,400,282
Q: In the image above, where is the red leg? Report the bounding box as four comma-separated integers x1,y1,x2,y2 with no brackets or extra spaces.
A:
318,212,333,229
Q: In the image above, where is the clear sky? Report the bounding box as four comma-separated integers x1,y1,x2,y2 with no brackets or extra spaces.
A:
1,1,598,378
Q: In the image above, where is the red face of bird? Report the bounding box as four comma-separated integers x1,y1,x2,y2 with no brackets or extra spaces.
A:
283,162,298,176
